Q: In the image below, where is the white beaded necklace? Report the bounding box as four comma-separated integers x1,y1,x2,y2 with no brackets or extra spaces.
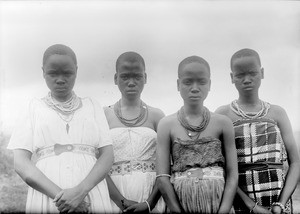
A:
230,100,270,119
43,91,82,133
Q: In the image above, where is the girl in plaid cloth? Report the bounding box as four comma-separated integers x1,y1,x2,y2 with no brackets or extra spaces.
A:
156,56,238,213
216,48,300,214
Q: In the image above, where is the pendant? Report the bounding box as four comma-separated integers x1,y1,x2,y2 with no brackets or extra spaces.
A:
66,123,70,133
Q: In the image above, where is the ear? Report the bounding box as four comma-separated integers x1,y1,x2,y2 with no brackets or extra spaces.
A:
230,73,234,84
261,67,264,79
144,73,147,84
177,79,180,91
208,79,211,91
114,73,118,85
42,67,46,79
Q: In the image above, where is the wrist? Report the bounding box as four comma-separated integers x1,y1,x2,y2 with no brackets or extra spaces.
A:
271,202,285,212
77,183,90,196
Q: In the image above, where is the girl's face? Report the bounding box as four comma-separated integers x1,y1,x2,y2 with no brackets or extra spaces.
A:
43,54,77,101
114,60,147,99
177,62,211,106
231,56,263,94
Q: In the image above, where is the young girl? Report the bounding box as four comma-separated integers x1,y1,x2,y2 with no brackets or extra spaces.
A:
156,56,238,213
216,48,300,214
7,44,113,213
104,51,165,213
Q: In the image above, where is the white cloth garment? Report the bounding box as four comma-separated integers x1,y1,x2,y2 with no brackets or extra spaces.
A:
109,127,165,213
7,97,113,213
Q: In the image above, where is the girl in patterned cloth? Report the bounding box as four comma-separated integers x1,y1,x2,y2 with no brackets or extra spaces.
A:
104,52,166,213
7,44,114,213
216,48,300,214
156,56,238,213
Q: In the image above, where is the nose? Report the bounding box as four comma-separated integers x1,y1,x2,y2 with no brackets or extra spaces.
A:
128,78,136,87
243,75,252,84
191,82,200,93
56,76,66,85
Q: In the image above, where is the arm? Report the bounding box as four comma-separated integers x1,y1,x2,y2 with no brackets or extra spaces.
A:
156,118,183,213
55,145,114,212
14,149,61,199
217,117,239,214
106,175,138,210
271,107,300,213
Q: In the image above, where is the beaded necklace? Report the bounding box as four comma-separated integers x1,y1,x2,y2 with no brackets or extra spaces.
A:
114,99,148,127
177,106,210,140
230,100,270,119
43,91,82,133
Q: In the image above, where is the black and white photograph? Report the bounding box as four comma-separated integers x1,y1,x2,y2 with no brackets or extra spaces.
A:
0,0,300,213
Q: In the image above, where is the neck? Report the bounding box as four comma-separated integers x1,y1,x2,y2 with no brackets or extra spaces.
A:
120,96,141,108
183,102,204,116
51,92,73,103
238,93,260,106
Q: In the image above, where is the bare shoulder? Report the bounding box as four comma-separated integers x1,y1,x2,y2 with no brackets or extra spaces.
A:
214,104,231,116
103,104,114,119
147,105,165,121
158,113,177,128
211,111,232,125
268,103,288,122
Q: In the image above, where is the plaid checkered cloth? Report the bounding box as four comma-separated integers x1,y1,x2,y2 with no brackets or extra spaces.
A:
233,117,292,213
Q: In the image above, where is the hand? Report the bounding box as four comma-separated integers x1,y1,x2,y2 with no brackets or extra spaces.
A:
121,198,138,210
271,205,282,214
253,204,272,214
53,187,88,213
123,202,149,213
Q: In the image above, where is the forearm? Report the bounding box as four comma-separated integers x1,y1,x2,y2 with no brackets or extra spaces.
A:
15,159,61,199
157,177,182,213
77,145,113,194
106,175,125,209
145,179,161,210
278,162,300,205
218,174,238,213
236,186,256,209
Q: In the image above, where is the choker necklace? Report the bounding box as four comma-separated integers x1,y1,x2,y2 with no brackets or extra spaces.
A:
177,106,210,139
114,99,148,127
230,100,270,119
43,91,82,133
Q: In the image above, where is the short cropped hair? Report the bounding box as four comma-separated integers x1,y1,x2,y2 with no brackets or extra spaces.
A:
230,48,261,71
178,55,210,78
116,52,145,73
43,44,77,66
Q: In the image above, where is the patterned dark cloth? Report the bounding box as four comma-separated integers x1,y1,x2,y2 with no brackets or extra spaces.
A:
171,137,225,173
233,117,292,213
170,137,234,213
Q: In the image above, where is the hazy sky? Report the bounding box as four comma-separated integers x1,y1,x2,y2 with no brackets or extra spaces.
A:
0,0,300,134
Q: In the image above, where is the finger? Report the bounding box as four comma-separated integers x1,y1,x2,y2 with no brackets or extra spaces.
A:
53,191,64,202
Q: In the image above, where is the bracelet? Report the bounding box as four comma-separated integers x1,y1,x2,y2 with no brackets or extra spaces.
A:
271,202,285,211
249,202,258,213
145,200,151,213
156,174,171,178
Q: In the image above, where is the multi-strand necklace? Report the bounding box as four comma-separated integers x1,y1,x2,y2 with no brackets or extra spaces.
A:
230,100,270,119
114,99,148,127
177,106,210,140
43,91,82,133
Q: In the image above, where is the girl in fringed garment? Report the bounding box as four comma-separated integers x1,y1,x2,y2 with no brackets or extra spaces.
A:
156,56,238,213
216,48,300,214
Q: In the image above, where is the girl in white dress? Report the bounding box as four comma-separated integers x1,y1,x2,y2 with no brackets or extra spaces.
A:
7,44,113,213
104,52,165,213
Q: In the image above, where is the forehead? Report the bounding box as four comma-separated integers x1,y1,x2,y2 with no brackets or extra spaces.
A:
232,56,260,72
179,62,210,78
117,60,145,73
44,54,76,68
